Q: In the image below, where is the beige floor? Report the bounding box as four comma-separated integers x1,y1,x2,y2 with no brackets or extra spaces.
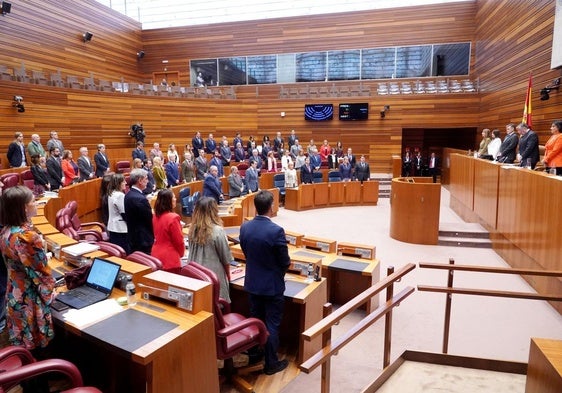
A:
274,186,562,393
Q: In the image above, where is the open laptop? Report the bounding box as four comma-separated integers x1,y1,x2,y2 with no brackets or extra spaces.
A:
56,258,121,309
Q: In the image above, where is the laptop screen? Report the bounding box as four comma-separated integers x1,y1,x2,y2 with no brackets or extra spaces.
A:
86,258,121,293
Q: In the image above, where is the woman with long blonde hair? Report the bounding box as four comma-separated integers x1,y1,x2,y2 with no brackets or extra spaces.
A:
188,197,233,302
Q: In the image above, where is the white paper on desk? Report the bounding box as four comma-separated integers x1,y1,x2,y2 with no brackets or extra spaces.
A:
63,299,123,328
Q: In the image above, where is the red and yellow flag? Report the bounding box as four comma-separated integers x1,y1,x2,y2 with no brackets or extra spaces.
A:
522,73,532,128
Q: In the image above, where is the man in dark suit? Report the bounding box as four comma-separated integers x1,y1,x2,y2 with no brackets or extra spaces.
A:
300,157,314,184
516,122,539,169
202,165,223,204
496,123,519,164
355,155,370,183
205,133,217,154
273,131,284,152
124,168,154,254
192,131,204,158
345,147,356,169
46,147,64,190
427,152,440,183
132,141,147,161
287,129,298,148
77,146,95,181
239,190,290,375
94,143,110,178
7,132,27,168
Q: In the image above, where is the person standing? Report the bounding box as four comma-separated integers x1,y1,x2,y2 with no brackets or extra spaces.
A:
203,165,223,204
77,146,95,181
496,123,519,163
188,197,233,302
477,129,491,157
301,156,314,184
355,155,370,183
487,129,502,160
338,156,353,182
152,157,167,190
239,190,290,375
149,142,164,161
516,123,539,169
195,149,208,180
192,131,204,158
427,152,440,183
205,133,217,154
245,159,259,192
27,134,46,158
124,169,154,254
273,132,284,152
46,130,64,153
61,150,79,186
0,186,56,392
165,159,180,187
45,147,64,190
107,173,129,255
132,141,147,162
543,120,562,175
94,143,110,178
287,129,298,148
30,156,51,196
152,189,184,271
181,152,196,183
284,161,298,188
228,166,245,197
7,132,27,168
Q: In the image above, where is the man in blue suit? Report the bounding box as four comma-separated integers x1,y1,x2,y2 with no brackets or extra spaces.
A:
124,169,154,254
165,160,180,187
202,165,223,204
245,160,259,192
239,190,290,375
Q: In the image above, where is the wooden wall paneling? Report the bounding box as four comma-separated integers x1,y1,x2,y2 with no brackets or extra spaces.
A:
472,158,500,229
474,0,561,146
0,0,144,84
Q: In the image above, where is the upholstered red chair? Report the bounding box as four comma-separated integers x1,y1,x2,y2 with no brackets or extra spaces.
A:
95,241,127,258
0,346,101,393
55,207,104,242
20,169,35,191
126,251,163,271
180,262,268,392
115,161,131,174
0,173,20,190
65,201,109,241
237,162,248,177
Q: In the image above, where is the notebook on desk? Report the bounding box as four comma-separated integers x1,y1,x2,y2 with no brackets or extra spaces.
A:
57,258,121,309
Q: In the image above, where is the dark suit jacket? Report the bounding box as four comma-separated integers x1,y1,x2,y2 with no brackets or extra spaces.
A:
124,187,154,254
202,175,223,203
518,130,540,167
205,139,217,154
165,161,180,186
132,148,147,162
234,147,246,162
192,137,204,157
7,142,25,167
301,165,314,184
94,152,110,178
240,215,290,296
31,165,50,187
498,132,519,163
77,156,94,181
355,162,370,182
46,156,63,190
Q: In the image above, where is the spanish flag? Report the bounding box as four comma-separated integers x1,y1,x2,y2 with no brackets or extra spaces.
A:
522,73,532,128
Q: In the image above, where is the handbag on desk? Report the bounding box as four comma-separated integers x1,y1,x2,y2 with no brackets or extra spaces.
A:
64,263,91,289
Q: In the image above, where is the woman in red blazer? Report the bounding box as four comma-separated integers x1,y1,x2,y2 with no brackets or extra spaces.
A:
151,189,185,271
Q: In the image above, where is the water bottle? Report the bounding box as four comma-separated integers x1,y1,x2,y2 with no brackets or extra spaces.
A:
306,263,314,283
126,275,137,306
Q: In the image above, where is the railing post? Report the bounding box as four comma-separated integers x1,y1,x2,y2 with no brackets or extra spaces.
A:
321,303,333,393
383,266,394,368
442,258,455,354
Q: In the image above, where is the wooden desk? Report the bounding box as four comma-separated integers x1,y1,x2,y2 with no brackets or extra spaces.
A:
285,181,380,211
301,235,337,253
51,259,218,393
229,269,327,364
526,338,562,393
287,248,380,313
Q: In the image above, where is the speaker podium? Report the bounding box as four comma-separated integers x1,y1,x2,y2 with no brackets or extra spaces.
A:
389,177,441,245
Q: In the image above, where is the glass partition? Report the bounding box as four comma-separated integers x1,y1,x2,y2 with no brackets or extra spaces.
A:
189,42,471,86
